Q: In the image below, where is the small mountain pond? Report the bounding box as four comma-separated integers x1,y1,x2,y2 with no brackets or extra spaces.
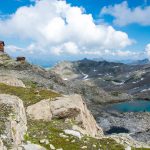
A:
106,100,150,112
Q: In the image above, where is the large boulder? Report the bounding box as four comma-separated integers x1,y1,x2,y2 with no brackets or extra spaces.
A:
0,76,25,87
26,94,103,137
0,94,27,149
26,99,52,121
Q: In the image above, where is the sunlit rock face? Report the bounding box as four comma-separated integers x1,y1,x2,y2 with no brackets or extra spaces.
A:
27,94,104,138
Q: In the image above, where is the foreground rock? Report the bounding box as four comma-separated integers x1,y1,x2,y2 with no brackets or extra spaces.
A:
0,76,25,87
27,94,103,137
0,94,27,149
22,143,46,150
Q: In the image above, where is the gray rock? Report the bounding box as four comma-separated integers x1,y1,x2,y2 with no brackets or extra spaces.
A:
22,143,46,150
26,100,52,121
0,94,27,149
49,144,55,150
26,94,103,138
0,76,25,87
97,111,150,144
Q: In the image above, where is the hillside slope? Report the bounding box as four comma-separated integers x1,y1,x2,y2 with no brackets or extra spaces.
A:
0,52,150,149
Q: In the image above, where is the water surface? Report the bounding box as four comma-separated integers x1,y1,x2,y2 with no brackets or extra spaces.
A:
107,100,150,112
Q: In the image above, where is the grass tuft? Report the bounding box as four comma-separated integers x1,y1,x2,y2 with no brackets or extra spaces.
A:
25,119,125,150
0,83,60,107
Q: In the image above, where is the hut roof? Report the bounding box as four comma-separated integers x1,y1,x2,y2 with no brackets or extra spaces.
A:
0,41,5,46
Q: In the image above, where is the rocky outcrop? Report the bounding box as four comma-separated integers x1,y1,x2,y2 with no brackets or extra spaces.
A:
51,61,80,81
0,94,27,149
0,76,25,87
26,94,103,137
0,53,32,71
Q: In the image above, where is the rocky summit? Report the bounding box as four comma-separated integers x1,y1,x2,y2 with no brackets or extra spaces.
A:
0,52,150,150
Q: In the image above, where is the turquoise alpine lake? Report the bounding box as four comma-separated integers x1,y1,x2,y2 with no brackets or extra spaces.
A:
107,100,150,112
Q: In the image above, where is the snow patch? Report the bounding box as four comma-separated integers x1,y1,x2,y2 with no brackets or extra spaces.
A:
112,81,124,85
113,66,119,68
141,88,150,92
81,72,89,80
132,87,139,90
83,74,89,80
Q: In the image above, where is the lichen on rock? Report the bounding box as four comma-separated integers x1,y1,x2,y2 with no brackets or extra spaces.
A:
0,94,27,149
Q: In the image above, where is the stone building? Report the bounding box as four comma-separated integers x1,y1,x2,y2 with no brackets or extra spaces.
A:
0,41,5,52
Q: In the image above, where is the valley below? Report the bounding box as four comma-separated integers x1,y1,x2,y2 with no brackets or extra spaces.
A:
52,58,150,145
98,104,150,145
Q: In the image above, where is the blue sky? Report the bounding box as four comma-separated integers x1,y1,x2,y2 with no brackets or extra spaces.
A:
0,0,150,67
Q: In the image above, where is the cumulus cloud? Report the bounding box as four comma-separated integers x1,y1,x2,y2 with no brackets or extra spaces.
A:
101,1,150,26
0,0,133,56
145,43,150,59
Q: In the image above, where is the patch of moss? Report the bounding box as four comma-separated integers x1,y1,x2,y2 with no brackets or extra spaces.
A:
0,104,13,134
25,119,125,150
0,104,13,149
0,83,60,107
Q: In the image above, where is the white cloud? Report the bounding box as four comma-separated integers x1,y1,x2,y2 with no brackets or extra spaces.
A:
145,43,150,59
6,45,24,52
101,1,150,26
6,44,142,60
0,0,133,56
82,49,142,59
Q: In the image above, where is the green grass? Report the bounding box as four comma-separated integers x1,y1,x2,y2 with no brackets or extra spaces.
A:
24,119,125,150
0,82,149,150
0,83,60,107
